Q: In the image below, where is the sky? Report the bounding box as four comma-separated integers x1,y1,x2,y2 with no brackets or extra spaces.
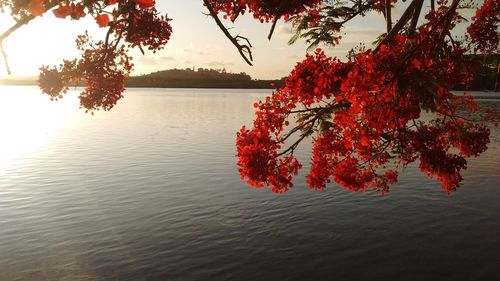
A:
0,0,476,79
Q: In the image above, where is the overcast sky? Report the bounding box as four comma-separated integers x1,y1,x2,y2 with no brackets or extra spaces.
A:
0,0,475,79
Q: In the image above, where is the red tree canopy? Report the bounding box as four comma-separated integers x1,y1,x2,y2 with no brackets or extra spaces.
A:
0,0,498,193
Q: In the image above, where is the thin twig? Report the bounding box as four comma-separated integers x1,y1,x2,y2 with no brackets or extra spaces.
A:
0,3,57,74
277,119,317,157
0,16,35,44
289,107,325,114
385,0,392,33
435,0,460,50
203,0,253,66
268,17,278,40
340,0,376,25
409,0,424,37
0,42,11,75
376,0,420,50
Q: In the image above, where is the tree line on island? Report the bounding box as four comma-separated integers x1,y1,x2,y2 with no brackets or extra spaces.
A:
126,67,286,89
1,54,498,91
129,54,500,91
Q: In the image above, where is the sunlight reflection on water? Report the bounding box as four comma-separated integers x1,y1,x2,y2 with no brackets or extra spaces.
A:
0,86,499,281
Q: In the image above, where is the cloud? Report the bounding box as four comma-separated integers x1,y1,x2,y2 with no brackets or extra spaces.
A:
340,26,381,45
206,61,234,67
289,53,304,60
137,56,176,65
275,23,294,39
197,50,212,56
160,56,176,61
176,43,195,55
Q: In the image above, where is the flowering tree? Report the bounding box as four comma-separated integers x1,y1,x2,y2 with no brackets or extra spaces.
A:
0,0,498,193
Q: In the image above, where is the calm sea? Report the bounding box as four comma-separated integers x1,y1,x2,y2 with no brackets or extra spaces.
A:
0,86,499,281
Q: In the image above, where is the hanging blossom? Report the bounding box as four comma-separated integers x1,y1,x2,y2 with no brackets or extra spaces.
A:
236,2,497,193
1,0,173,112
467,0,500,53
206,0,322,22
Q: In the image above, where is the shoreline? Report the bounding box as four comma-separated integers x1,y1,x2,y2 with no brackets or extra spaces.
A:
1,83,499,95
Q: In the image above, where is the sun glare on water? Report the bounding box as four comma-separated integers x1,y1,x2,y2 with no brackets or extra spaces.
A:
0,86,80,171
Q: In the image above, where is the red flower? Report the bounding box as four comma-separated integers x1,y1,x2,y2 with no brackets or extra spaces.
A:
53,5,72,19
28,0,45,16
132,0,155,9
96,14,110,28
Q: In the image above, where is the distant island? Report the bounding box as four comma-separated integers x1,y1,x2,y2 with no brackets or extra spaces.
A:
1,54,498,91
458,54,499,92
0,68,285,89
126,68,286,89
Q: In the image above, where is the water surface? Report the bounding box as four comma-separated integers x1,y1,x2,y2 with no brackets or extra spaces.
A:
0,86,499,280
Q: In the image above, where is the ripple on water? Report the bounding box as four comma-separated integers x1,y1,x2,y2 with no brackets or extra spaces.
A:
0,87,499,280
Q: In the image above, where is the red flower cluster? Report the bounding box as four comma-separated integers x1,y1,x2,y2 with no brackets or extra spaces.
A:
39,34,133,112
236,4,496,193
236,126,302,193
132,0,154,9
52,2,86,19
114,7,172,53
467,0,500,53
206,0,321,22
96,13,110,27
20,0,172,110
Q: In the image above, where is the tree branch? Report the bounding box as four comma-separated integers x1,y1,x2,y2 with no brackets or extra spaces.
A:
203,0,253,66
0,3,58,74
0,16,36,75
436,0,460,50
385,0,392,33
0,16,35,44
376,0,421,50
0,42,11,75
408,0,424,37
268,17,278,40
276,119,317,157
340,0,376,25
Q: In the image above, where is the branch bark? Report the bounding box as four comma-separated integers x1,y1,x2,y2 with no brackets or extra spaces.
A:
408,0,424,37
385,0,392,33
375,0,421,50
203,0,253,66
0,2,58,74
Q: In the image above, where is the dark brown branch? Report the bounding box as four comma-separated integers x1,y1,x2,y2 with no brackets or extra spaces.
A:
376,0,421,50
403,0,461,59
408,0,424,37
0,16,36,75
0,16,35,44
0,42,11,75
289,107,326,114
0,2,58,74
268,17,279,40
436,0,460,50
279,102,351,143
385,0,392,33
235,35,253,48
340,0,376,25
278,112,320,143
276,101,354,157
0,0,59,44
277,119,317,157
203,0,253,66
446,31,455,45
